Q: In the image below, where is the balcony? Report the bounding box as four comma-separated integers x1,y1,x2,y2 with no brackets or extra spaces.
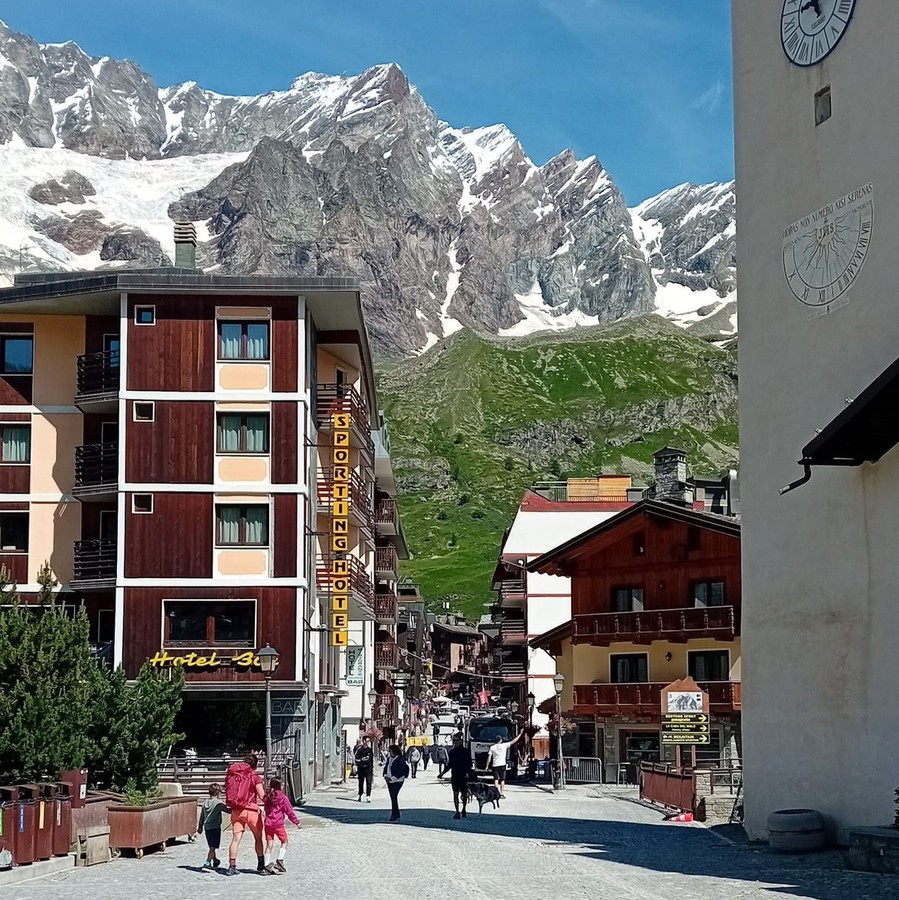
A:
316,468,373,527
374,591,397,624
315,553,374,619
498,620,527,645
573,606,739,646
496,578,526,606
72,539,117,589
316,383,375,463
375,546,398,580
73,442,119,501
375,694,399,722
76,350,120,412
573,681,742,716
375,640,400,671
375,499,398,536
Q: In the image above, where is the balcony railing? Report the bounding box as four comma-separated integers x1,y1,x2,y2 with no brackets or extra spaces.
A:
315,383,375,461
317,468,373,523
530,480,634,504
374,694,399,721
573,606,739,645
375,546,398,578
499,620,527,644
76,350,120,401
74,442,119,495
497,579,526,604
574,681,742,716
315,553,374,608
375,499,397,535
72,539,117,586
375,640,400,670
374,591,397,624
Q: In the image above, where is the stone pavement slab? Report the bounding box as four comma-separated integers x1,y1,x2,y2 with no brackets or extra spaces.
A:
4,770,893,899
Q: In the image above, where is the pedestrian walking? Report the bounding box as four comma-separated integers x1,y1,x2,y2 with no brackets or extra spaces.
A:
383,744,408,822
262,777,300,875
408,745,422,778
444,733,472,819
435,743,449,777
196,782,227,870
488,731,523,799
355,735,374,802
224,752,267,876
421,744,430,771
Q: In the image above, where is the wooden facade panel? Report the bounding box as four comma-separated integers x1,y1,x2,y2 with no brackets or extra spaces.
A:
271,403,298,484
0,466,29,494
124,492,213,578
273,493,297,577
122,586,297,681
0,377,32,405
272,306,298,393
125,401,214,484
0,553,28,584
571,513,742,618
126,295,216,392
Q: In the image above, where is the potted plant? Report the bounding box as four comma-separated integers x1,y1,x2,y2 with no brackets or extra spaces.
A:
107,780,198,859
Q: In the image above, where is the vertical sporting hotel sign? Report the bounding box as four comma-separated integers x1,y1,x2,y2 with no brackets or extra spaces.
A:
330,412,351,646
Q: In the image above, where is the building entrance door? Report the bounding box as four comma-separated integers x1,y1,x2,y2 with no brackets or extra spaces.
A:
620,729,660,783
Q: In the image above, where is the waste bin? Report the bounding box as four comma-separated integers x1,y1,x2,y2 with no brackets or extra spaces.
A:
9,787,35,865
0,787,17,867
53,782,73,857
59,769,88,809
19,785,43,862
34,784,57,861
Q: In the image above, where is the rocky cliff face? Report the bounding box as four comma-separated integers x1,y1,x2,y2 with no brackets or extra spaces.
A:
0,18,736,355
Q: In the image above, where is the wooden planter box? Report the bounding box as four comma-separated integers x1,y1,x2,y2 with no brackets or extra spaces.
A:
108,797,197,858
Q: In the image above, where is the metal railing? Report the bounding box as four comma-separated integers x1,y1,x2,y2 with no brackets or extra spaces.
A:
375,640,400,670
499,620,527,643
375,499,397,530
530,481,632,503
74,442,119,492
375,694,399,720
315,554,374,607
564,756,605,784
72,539,117,584
316,468,373,521
315,383,375,461
374,592,397,623
76,350,120,399
574,606,738,644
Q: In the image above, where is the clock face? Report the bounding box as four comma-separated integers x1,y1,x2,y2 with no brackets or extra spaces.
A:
782,183,873,308
781,0,856,66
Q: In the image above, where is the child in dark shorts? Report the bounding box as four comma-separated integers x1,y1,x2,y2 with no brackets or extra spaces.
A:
197,783,228,870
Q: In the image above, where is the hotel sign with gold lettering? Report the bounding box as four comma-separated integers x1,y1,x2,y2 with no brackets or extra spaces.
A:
149,649,261,669
330,411,351,647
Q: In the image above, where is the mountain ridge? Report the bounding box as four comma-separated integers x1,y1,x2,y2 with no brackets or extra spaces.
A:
0,18,737,355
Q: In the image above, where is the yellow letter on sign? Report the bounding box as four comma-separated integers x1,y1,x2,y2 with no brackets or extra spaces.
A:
332,535,349,552
333,447,350,465
334,430,350,447
332,595,349,612
332,413,351,430
331,630,349,647
331,558,349,576
331,612,349,630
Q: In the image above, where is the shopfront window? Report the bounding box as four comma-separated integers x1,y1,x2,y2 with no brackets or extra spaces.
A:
164,600,255,647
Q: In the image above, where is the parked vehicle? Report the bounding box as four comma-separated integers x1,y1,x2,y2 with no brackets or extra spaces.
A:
465,716,520,780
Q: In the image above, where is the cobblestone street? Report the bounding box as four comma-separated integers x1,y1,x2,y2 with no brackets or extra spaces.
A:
7,771,892,900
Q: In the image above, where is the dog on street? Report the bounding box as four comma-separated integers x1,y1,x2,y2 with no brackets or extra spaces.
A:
466,780,502,814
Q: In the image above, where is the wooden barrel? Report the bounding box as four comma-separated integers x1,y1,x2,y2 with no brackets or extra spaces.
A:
767,808,826,852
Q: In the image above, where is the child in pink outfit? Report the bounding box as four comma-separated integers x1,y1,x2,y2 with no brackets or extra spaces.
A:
262,777,300,874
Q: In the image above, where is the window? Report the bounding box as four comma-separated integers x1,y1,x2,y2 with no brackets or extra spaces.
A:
612,587,644,612
132,494,154,514
134,306,155,325
815,85,832,126
688,650,730,682
216,505,269,546
0,425,29,463
0,336,33,375
0,513,28,551
692,580,725,607
164,600,255,648
133,401,155,422
610,653,648,683
218,322,269,360
217,414,270,454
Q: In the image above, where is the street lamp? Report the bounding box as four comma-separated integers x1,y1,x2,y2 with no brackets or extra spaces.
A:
553,672,565,791
258,643,280,782
527,691,536,721
510,701,519,715
368,687,378,721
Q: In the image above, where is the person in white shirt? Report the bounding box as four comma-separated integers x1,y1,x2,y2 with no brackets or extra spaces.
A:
487,732,523,799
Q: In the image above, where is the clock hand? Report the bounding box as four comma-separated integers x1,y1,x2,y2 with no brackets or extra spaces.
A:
800,0,822,15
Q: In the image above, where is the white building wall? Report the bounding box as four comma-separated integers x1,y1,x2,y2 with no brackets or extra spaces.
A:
734,0,899,840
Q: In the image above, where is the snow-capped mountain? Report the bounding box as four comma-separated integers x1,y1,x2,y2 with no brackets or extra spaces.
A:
0,19,736,354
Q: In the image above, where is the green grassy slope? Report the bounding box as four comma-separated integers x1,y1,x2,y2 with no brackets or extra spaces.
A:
377,317,738,620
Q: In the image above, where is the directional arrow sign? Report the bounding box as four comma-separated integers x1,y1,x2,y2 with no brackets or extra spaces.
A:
662,723,709,733
661,733,711,745
663,713,709,725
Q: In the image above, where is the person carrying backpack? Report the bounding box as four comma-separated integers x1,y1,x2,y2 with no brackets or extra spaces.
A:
383,744,408,822
224,752,266,876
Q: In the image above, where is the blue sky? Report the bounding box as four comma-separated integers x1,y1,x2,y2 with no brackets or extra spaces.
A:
3,1,734,204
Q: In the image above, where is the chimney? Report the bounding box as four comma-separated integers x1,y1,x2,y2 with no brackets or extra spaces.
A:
651,447,693,506
173,221,197,269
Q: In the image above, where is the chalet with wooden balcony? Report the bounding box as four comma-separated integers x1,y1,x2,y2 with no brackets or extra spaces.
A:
529,493,741,782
